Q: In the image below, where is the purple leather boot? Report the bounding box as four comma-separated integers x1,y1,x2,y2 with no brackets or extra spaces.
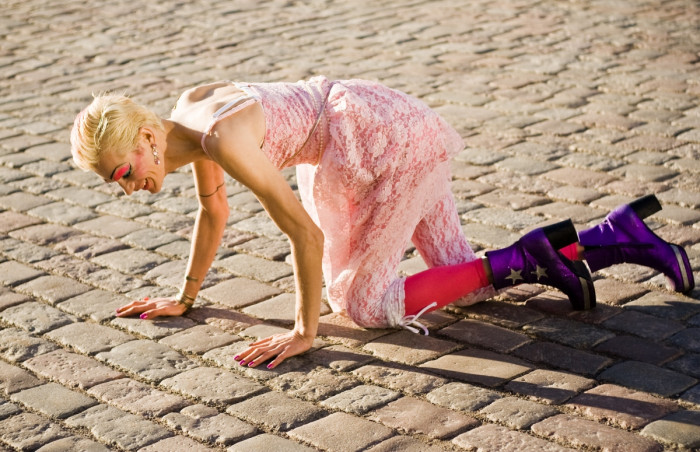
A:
579,195,695,294
486,219,595,310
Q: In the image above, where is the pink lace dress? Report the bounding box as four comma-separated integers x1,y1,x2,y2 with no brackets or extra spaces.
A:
202,76,494,329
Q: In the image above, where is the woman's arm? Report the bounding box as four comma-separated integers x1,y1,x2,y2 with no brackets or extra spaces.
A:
116,159,229,319
206,103,324,369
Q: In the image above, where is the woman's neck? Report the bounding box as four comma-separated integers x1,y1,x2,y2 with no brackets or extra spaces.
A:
161,118,208,172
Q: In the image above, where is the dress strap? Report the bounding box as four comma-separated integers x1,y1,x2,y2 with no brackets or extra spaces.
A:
200,84,261,157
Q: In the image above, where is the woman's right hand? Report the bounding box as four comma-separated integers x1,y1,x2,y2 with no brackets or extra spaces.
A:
234,330,314,370
115,296,189,320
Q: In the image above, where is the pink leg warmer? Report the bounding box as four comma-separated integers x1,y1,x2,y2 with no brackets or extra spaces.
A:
404,259,491,316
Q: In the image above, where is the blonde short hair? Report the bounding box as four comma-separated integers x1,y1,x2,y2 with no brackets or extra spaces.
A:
70,94,163,171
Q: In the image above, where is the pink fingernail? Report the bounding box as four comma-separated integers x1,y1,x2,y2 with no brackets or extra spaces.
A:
248,362,255,367
267,364,273,369
140,314,147,319
234,355,241,361
239,361,247,366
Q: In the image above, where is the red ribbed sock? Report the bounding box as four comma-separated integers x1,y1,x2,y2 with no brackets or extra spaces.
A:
559,242,581,261
404,259,491,316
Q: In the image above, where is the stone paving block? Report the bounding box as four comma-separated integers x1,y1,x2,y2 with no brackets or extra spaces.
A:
1,237,58,264
504,369,595,405
306,344,376,371
139,435,217,452
163,407,258,446
566,384,679,430
369,396,479,440
288,412,394,452
8,223,79,246
159,324,239,355
111,314,197,340
0,260,45,286
523,317,615,349
234,235,291,261
215,253,293,282
46,186,113,208
23,349,123,390
65,404,172,451
593,277,650,306
228,433,317,452
532,414,663,452
58,289,130,322
87,377,189,417
0,359,42,395
456,299,545,328
438,319,531,353
0,192,52,212
53,233,127,259
602,309,684,340
321,384,400,415
73,214,145,238
242,293,300,324
454,423,576,452
0,287,30,311
669,327,700,353
464,206,542,231
227,391,327,432
599,361,697,397
15,274,91,305
10,382,97,419
420,348,533,387
426,381,502,413
35,436,112,452
269,366,360,402
367,435,453,452
527,201,607,223
542,166,617,188
91,248,168,275
186,304,264,334
316,312,392,348
122,227,182,250
625,292,700,322
0,402,20,421
0,210,42,234
199,276,282,308
513,341,612,377
28,201,97,225
160,366,267,405
612,163,678,183
479,396,559,430
594,335,682,366
96,340,197,383
0,412,70,451
363,330,460,365
45,322,134,355
641,410,700,450
668,353,700,379
0,301,77,334
352,361,449,396
0,327,58,363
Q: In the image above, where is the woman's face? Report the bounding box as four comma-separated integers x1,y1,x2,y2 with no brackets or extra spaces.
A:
96,137,163,195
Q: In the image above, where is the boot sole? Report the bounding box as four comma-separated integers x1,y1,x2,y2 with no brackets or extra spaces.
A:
671,244,695,293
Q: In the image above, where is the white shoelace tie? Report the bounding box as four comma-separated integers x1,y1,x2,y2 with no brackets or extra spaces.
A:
398,302,437,335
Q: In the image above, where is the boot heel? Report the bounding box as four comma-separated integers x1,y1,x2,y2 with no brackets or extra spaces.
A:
542,219,578,250
629,195,662,220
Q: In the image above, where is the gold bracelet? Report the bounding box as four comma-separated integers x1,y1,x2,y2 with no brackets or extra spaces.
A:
185,275,199,282
177,291,195,311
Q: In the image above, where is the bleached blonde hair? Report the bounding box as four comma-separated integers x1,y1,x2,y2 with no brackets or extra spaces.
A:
70,93,163,171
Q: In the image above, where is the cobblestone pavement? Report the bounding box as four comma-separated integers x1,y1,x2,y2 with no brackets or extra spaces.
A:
0,0,699,450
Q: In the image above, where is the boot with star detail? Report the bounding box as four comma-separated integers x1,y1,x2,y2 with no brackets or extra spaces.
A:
485,219,596,310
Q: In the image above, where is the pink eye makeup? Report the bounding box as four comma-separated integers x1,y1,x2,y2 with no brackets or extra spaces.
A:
111,163,132,181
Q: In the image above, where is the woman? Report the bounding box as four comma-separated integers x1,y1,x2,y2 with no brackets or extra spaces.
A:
71,76,694,369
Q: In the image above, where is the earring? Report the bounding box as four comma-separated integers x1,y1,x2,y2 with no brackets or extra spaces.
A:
152,145,161,165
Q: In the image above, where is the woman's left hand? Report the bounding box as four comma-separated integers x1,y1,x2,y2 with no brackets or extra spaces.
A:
115,296,188,320
234,330,314,370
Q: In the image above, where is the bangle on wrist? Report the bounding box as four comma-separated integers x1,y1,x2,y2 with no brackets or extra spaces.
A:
177,290,196,311
185,275,199,282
